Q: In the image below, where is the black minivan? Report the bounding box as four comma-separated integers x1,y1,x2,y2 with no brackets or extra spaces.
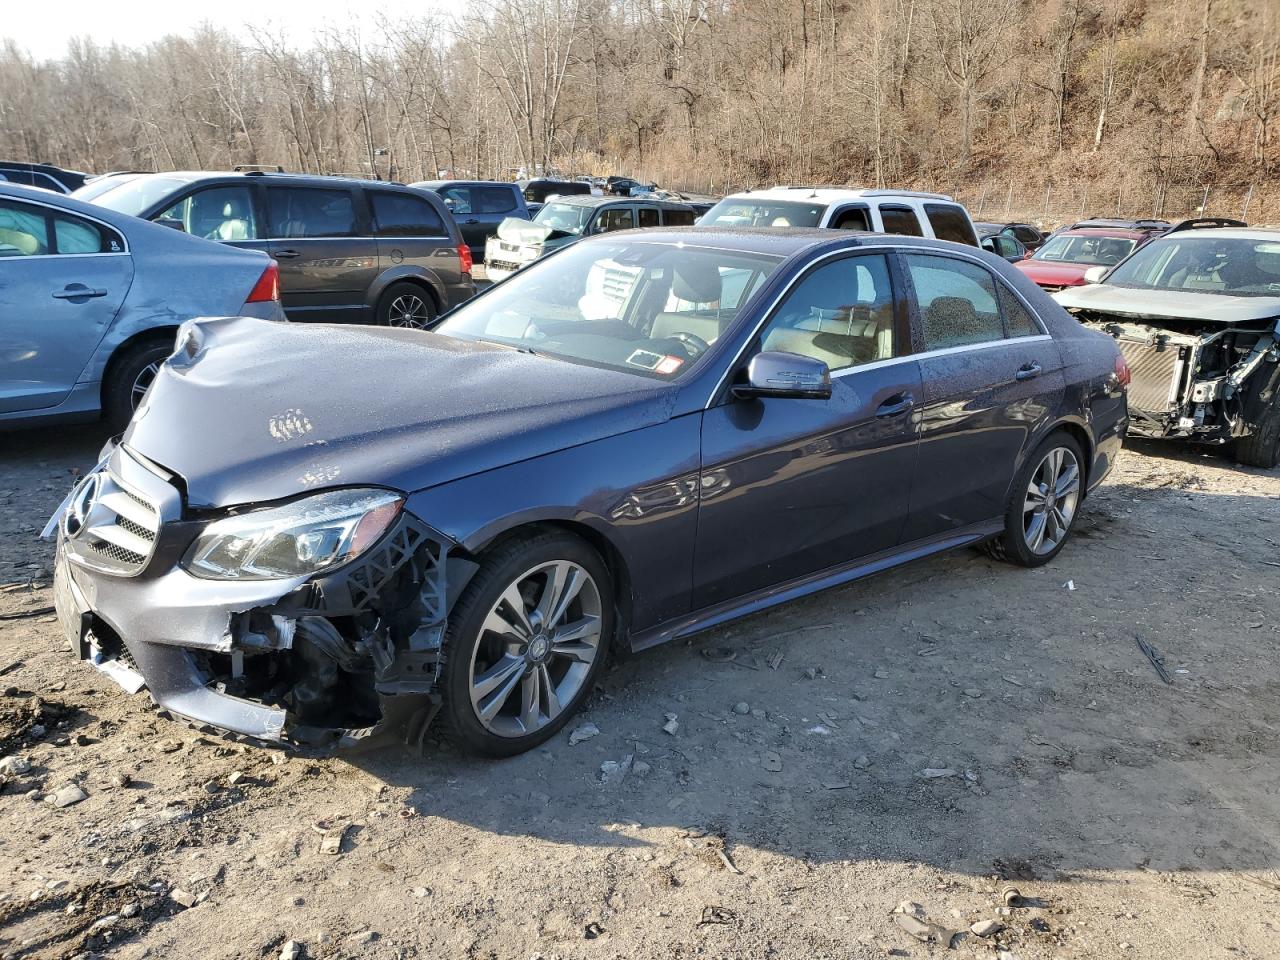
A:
87,172,475,327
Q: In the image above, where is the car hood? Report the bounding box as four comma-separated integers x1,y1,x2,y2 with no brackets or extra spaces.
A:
495,217,577,245
1014,259,1090,286
1053,283,1280,323
123,316,677,509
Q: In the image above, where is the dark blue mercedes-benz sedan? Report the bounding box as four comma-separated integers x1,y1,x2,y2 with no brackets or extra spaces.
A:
50,227,1129,756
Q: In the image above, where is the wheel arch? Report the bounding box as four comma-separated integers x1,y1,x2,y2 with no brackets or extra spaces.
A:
368,267,444,316
99,326,179,411
465,517,635,655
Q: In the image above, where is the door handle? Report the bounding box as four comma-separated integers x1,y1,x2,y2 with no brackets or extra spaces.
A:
273,249,300,259
875,393,916,418
52,284,107,300
463,218,480,224
1015,362,1042,381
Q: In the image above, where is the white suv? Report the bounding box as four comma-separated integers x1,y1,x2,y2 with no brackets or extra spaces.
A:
699,187,979,246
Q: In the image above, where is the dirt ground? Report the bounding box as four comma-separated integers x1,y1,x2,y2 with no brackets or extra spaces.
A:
1,426,1278,960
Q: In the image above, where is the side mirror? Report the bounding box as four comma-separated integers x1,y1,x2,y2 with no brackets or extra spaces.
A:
733,351,832,401
980,237,997,253
1083,265,1108,284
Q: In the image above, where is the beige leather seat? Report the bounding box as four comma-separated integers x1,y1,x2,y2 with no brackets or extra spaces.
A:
922,296,992,348
763,302,893,370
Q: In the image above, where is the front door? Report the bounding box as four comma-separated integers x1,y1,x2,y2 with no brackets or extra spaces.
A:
0,198,132,412
897,251,1064,541
693,252,921,608
265,185,379,323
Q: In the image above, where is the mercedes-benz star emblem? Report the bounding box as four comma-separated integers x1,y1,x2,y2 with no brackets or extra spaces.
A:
63,474,101,539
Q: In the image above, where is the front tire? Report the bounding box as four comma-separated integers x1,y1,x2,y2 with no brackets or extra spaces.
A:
984,431,1085,567
440,532,614,757
376,282,436,329
1234,392,1280,468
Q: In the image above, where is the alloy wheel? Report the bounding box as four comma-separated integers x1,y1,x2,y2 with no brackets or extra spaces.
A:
1022,446,1081,555
130,361,161,409
387,293,431,328
467,560,602,738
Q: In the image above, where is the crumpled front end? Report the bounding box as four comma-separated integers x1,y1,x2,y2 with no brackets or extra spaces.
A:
51,443,474,749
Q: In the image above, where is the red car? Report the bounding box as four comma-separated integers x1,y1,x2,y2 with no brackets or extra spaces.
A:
1014,228,1152,291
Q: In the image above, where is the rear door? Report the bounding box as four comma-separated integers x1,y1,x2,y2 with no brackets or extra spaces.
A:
265,185,378,323
0,197,133,412
369,189,459,288
898,251,1063,541
923,203,979,246
694,252,921,607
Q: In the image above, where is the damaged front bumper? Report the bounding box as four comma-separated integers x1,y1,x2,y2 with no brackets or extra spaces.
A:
51,445,471,748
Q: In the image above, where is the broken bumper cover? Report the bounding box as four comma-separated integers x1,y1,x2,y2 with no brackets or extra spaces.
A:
52,500,463,745
53,547,303,739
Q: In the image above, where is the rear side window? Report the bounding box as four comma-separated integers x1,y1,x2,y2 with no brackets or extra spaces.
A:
473,186,517,214
1012,225,1040,244
879,205,923,237
0,200,122,256
370,192,446,237
637,207,660,228
267,187,356,238
596,207,635,232
924,204,977,245
997,286,1040,337
664,208,696,226
904,254,1004,349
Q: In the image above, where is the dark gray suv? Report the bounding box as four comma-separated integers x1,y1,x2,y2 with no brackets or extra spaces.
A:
87,172,475,327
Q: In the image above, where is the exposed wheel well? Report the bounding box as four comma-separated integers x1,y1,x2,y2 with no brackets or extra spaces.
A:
474,520,634,654
100,328,179,411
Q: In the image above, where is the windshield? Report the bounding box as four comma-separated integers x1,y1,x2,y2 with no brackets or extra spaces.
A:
534,202,593,235
72,175,139,202
1104,236,1280,297
1034,233,1136,266
436,238,781,379
700,198,827,228
89,176,188,215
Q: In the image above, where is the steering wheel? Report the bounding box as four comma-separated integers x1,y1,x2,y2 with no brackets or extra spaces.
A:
667,331,710,357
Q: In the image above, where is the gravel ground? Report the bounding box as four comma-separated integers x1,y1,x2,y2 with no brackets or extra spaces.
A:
0,426,1278,960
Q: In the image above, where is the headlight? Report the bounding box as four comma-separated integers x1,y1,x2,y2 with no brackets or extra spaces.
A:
183,488,403,581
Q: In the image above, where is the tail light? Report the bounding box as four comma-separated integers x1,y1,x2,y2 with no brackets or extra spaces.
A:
457,242,473,276
246,261,280,303
1114,353,1131,389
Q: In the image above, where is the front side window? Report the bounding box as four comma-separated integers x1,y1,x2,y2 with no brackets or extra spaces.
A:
905,254,1004,349
924,204,978,245
370,192,445,237
595,207,635,232
832,207,871,231
267,187,356,238
435,239,782,379
0,200,49,256
880,205,924,237
700,198,827,228
439,186,473,215
758,254,897,371
1103,236,1280,297
159,185,258,241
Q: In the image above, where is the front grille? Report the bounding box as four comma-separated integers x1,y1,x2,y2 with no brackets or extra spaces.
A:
1117,337,1181,414
64,448,172,576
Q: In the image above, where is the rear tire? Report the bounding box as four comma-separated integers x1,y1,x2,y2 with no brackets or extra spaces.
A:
102,339,172,432
376,282,437,329
1234,393,1280,468
983,431,1085,568
440,531,614,758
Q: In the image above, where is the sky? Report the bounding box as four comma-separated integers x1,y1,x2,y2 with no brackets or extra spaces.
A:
1,0,449,62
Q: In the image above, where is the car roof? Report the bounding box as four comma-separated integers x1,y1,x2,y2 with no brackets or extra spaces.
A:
414,179,514,188
1153,227,1280,241
136,171,397,189
1054,228,1147,240
581,225,984,258
721,186,959,205
543,194,690,209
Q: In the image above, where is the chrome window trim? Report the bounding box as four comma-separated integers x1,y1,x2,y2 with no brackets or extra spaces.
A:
704,241,1052,408
0,193,130,255
828,334,1052,380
